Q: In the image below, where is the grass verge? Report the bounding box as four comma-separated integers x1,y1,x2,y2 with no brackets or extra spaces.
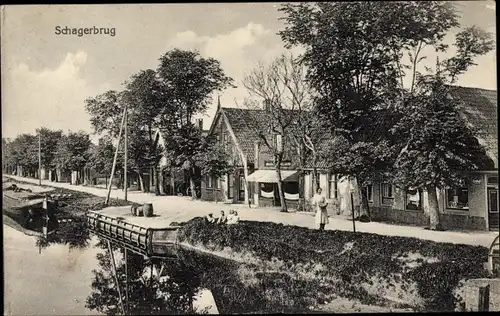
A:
178,217,490,312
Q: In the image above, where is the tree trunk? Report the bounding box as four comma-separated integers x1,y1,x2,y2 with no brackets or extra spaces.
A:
150,166,154,193
159,169,165,195
426,185,442,230
189,171,197,200
214,182,218,203
358,183,371,222
137,171,145,192
170,169,175,195
298,170,305,212
153,165,160,195
275,159,287,212
156,167,160,195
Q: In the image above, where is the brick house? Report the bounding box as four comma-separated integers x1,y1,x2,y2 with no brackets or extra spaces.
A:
201,103,301,208
331,86,498,231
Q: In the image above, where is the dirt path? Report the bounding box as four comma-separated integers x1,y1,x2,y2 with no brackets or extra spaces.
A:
5,174,498,247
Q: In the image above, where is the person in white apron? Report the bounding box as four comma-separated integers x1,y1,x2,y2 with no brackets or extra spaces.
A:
312,187,329,230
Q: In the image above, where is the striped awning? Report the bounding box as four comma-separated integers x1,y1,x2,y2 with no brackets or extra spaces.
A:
247,169,298,183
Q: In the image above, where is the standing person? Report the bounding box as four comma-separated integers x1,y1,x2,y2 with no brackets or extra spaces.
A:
312,187,329,230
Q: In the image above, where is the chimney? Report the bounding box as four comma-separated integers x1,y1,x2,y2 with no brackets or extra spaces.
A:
254,140,260,167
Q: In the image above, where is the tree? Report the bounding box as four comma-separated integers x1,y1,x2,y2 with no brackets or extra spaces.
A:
85,85,164,192
86,239,201,315
197,138,233,203
87,136,116,187
392,26,494,230
122,69,165,194
54,131,92,183
277,1,470,219
242,53,314,212
2,138,17,174
36,127,64,178
156,49,234,199
10,134,38,177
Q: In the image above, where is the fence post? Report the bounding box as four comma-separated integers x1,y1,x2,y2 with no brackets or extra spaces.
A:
478,284,490,311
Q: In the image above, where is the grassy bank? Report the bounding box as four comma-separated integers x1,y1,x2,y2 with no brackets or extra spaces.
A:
178,218,490,312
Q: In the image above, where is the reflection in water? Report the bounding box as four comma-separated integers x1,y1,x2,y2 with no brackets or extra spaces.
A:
22,207,323,314
86,237,318,315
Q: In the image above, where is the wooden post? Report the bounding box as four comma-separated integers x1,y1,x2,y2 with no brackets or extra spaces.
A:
38,133,41,186
107,240,125,315
105,107,127,206
350,192,356,233
478,284,490,311
124,248,129,314
124,103,128,202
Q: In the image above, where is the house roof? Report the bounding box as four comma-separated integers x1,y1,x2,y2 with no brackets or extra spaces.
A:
221,107,271,163
449,85,498,168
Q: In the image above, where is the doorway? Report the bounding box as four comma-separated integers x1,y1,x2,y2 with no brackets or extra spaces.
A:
238,175,245,202
488,187,499,231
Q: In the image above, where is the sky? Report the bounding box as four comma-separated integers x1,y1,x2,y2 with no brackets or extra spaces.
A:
1,1,497,142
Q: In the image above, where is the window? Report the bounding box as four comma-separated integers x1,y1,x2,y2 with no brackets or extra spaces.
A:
405,188,423,211
381,183,394,205
283,181,299,194
228,173,234,199
488,176,498,185
206,175,213,188
365,185,373,202
215,177,221,189
328,174,338,199
223,133,229,150
446,187,469,209
260,182,274,198
239,175,245,190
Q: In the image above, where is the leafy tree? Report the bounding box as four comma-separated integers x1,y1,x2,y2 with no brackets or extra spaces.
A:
36,127,64,172
54,131,92,183
197,138,234,202
156,49,234,199
85,70,165,193
242,53,314,212
122,69,165,193
9,134,38,177
392,26,494,230
86,240,201,315
87,136,116,183
278,1,490,221
2,138,17,174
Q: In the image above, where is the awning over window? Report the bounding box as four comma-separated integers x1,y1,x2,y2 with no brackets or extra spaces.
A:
247,169,298,183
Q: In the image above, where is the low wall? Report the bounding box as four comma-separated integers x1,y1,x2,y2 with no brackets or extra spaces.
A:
370,207,487,231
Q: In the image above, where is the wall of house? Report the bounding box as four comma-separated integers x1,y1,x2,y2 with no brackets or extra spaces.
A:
201,174,228,202
368,177,488,231
435,173,488,230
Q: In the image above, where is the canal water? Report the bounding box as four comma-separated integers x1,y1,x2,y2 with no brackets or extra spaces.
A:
4,218,321,315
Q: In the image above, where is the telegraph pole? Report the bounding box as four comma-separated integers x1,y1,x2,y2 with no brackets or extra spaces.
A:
38,132,42,186
124,103,128,201
105,107,126,206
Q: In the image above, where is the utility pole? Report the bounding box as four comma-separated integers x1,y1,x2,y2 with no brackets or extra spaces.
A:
105,107,127,206
124,103,128,201
38,132,42,186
